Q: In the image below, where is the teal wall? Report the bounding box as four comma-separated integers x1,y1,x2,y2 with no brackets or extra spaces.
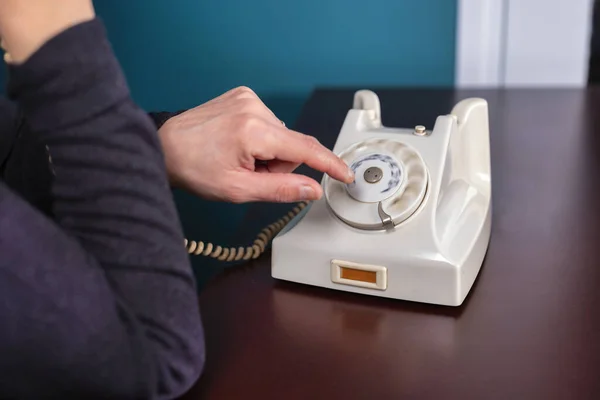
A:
94,0,457,123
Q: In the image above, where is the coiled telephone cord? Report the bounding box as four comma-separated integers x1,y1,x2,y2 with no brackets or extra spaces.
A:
184,201,309,262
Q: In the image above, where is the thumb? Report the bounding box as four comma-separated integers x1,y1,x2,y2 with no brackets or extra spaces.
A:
240,171,323,203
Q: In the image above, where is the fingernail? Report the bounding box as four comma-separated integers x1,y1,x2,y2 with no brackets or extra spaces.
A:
300,185,316,200
348,168,355,182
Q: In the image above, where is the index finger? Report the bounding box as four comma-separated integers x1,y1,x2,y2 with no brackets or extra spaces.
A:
251,122,355,184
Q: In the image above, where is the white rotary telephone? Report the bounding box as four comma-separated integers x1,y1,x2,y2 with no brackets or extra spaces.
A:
269,90,492,306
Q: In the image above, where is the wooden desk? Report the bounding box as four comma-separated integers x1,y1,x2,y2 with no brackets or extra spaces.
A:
183,88,600,399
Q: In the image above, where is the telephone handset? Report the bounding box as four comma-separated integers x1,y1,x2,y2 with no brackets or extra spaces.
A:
270,90,492,307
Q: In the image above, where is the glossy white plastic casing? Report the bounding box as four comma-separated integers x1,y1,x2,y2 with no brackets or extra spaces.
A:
271,90,492,306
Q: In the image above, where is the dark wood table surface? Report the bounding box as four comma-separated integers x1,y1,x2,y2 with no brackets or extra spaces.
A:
183,88,600,399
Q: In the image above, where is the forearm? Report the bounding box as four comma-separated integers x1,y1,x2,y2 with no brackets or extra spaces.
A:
0,105,183,189
3,19,204,398
0,183,155,398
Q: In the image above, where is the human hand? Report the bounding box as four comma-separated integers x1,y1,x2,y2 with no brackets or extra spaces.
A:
0,0,95,63
158,86,354,203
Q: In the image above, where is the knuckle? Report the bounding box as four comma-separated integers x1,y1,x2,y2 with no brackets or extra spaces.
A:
223,183,246,204
304,135,325,154
304,135,335,168
274,185,295,203
233,114,264,147
304,134,321,149
232,85,256,99
228,194,245,204
234,113,261,133
238,98,261,115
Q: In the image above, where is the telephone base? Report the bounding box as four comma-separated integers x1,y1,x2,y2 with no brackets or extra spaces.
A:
271,90,492,306
272,201,491,306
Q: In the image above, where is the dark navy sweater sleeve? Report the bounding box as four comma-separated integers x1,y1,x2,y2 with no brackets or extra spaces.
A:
148,110,185,130
0,19,204,399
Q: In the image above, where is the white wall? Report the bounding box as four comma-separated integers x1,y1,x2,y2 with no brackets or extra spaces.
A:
456,0,595,88
455,0,507,87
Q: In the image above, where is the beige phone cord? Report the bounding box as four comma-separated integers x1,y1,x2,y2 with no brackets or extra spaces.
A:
184,201,309,262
